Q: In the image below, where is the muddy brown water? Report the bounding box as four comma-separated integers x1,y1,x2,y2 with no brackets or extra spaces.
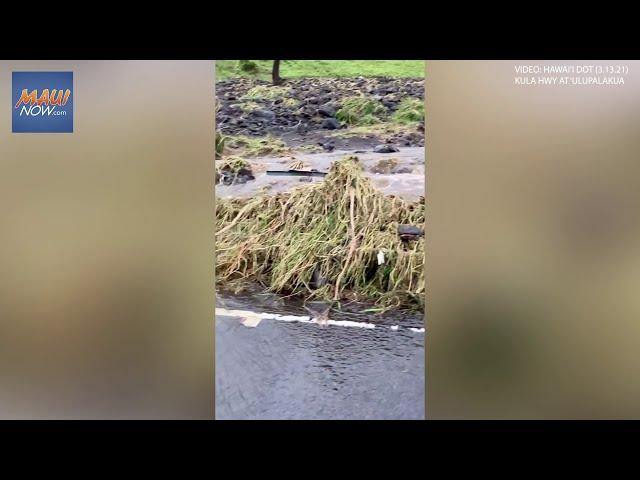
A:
216,146,425,201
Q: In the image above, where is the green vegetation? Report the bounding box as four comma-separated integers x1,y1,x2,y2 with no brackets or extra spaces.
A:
334,96,424,127
215,156,425,311
392,97,425,124
336,96,387,126
217,60,425,81
238,60,258,73
215,132,226,156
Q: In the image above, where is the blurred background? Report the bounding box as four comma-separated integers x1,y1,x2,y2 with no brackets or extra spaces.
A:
0,61,214,418
428,61,640,418
6,59,640,420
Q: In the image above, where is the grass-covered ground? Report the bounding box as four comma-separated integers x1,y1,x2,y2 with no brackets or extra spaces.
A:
216,60,425,81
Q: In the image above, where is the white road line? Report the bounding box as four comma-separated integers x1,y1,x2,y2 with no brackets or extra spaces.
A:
216,307,425,334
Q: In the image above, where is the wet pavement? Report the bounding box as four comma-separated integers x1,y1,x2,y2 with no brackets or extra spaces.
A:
215,293,425,420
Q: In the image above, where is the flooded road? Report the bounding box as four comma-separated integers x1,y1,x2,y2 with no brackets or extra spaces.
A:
215,146,425,419
215,147,426,202
215,293,425,420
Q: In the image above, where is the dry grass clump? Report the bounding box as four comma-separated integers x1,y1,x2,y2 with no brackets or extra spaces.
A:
217,156,249,173
281,98,300,108
329,122,421,141
288,159,307,170
215,156,425,311
224,135,291,157
238,101,261,112
242,85,291,100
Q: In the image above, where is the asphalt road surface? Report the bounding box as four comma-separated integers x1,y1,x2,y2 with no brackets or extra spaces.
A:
215,298,425,420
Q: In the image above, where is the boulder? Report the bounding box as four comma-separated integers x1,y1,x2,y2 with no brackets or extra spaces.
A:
322,118,341,130
317,105,336,117
373,144,400,153
253,109,275,121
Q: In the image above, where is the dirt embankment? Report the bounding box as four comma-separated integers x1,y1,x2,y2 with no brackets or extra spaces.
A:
216,77,425,148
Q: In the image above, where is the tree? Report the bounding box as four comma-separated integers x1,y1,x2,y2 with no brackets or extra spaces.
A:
272,60,282,85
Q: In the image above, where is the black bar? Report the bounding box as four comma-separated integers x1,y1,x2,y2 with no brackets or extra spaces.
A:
266,170,328,177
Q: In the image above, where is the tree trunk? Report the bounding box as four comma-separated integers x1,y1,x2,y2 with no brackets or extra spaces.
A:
272,60,281,85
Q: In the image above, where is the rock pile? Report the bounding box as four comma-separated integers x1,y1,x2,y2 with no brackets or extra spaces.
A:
216,77,425,142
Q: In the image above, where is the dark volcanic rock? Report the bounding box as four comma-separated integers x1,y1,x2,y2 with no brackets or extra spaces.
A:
322,118,341,130
220,168,255,186
318,142,335,152
317,105,336,117
398,224,424,240
215,76,425,145
374,144,400,153
252,109,275,121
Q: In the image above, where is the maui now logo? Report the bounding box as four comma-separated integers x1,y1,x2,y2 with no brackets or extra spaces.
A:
15,88,72,116
12,71,73,133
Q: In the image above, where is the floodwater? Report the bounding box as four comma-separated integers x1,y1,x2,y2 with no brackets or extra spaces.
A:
215,147,426,202
215,292,425,420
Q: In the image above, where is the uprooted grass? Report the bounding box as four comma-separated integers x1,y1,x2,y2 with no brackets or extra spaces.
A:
215,132,226,156
224,135,291,157
217,156,250,173
281,97,300,109
238,101,261,112
242,85,291,100
392,97,425,124
330,123,419,138
329,122,423,145
335,96,388,126
215,156,425,311
288,159,307,170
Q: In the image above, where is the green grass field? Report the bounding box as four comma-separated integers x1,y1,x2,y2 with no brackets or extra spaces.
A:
216,60,425,81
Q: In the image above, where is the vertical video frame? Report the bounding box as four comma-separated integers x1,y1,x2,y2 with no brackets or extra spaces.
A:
215,60,425,420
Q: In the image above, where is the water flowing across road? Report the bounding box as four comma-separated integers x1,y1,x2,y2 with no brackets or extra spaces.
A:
215,292,425,420
215,147,426,202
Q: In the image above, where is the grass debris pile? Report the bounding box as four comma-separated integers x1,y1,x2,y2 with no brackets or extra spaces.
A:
215,156,425,310
224,135,291,157
335,96,388,126
392,97,424,124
